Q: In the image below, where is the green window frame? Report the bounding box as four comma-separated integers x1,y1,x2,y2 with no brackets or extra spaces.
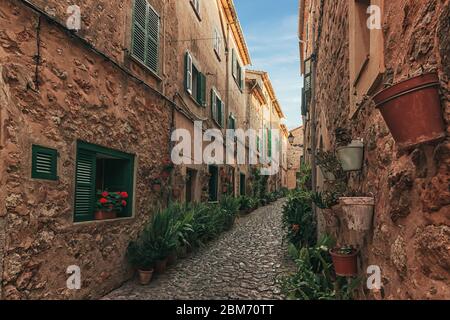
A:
185,52,206,106
131,0,160,74
74,141,135,223
228,114,236,130
31,145,58,181
211,88,224,127
268,129,272,158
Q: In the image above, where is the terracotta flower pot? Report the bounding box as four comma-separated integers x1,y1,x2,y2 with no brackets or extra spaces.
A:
138,269,154,285
152,184,161,192
172,189,181,197
154,258,168,274
336,140,364,172
95,210,117,220
339,197,375,232
330,248,358,277
167,252,177,266
373,73,445,149
161,171,170,179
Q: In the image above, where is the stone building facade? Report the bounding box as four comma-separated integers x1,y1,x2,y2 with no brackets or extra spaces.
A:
300,0,449,299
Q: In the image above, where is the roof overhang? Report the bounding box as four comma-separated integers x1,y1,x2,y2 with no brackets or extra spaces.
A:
220,0,252,66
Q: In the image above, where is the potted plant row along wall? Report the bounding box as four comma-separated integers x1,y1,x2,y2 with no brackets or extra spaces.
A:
373,72,445,149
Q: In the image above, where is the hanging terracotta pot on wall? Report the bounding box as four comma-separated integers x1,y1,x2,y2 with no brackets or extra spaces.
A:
336,140,364,172
330,248,359,277
373,73,445,149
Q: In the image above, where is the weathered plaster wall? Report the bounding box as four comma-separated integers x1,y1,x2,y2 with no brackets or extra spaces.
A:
0,0,173,299
313,0,450,299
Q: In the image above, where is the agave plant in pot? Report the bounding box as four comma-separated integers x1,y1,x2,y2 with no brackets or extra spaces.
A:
329,245,359,277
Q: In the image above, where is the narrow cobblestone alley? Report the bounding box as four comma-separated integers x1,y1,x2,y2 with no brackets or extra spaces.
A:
103,199,292,300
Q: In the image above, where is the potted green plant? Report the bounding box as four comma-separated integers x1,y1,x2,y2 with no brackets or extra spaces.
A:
95,191,128,220
127,240,155,285
151,179,162,192
373,72,445,149
336,140,365,172
329,245,358,277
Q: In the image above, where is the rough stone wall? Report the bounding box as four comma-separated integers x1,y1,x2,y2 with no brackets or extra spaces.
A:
0,0,173,299
313,0,450,299
287,126,303,189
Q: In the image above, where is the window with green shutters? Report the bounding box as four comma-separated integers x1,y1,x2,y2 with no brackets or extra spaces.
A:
268,129,272,158
232,48,244,90
211,88,224,127
131,0,160,74
228,114,236,130
74,141,135,222
185,52,206,106
31,145,58,181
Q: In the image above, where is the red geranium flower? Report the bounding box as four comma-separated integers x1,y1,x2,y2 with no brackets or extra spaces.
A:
121,200,127,206
101,191,109,197
99,198,108,204
120,192,129,199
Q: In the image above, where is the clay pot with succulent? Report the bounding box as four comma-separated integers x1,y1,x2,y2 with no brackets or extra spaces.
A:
329,245,359,277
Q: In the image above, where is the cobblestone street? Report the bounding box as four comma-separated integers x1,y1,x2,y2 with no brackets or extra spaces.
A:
103,199,293,300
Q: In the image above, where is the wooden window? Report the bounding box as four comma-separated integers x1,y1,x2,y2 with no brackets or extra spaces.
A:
213,27,221,57
349,0,385,117
208,165,218,202
240,173,246,196
31,145,58,181
74,141,135,222
211,88,224,126
131,0,160,74
186,52,206,106
191,0,200,17
228,114,236,130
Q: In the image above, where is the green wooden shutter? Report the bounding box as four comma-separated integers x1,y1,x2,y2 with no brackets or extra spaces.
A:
31,145,58,180
74,150,96,222
146,5,159,73
217,99,222,126
240,68,244,90
232,49,236,78
268,129,272,158
131,0,147,64
199,72,206,107
211,89,216,121
132,0,159,73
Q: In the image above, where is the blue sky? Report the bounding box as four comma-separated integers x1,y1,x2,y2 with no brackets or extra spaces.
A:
235,0,302,130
